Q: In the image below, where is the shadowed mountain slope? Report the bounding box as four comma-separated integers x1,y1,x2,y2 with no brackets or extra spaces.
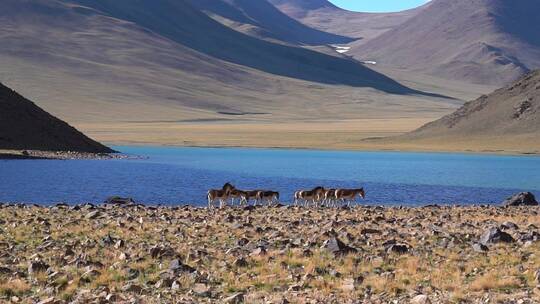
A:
351,0,540,86
65,0,412,92
268,0,424,43
0,83,113,153
189,0,355,45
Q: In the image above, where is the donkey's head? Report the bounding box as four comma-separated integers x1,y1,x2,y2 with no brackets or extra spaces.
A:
222,182,235,191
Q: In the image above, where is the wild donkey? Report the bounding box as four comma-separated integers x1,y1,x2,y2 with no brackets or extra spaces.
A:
334,188,365,206
207,183,235,209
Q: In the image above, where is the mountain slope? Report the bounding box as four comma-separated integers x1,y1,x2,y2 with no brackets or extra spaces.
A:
0,83,113,153
0,0,462,149
406,70,540,139
268,0,424,43
351,0,540,86
190,0,354,45
369,70,540,153
66,0,412,91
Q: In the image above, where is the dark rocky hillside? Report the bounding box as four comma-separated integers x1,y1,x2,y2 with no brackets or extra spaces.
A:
0,83,114,153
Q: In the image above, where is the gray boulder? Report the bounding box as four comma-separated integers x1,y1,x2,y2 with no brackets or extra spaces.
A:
480,227,514,245
502,192,538,207
501,221,519,230
103,196,136,206
322,237,357,256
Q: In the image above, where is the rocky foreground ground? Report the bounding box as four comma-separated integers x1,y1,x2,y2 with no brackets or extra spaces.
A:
0,203,539,303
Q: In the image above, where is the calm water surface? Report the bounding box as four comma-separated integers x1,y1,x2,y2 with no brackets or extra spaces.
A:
0,146,539,206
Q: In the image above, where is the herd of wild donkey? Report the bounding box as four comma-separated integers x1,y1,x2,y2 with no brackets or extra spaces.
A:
207,183,366,208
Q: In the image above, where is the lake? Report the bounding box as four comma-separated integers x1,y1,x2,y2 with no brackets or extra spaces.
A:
0,146,539,206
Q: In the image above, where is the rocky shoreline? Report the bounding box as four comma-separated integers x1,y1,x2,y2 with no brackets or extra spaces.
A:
0,150,136,160
0,202,539,303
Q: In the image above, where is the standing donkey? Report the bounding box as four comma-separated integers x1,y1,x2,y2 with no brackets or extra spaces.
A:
256,191,280,206
229,188,249,206
334,188,365,207
294,186,325,207
207,183,235,209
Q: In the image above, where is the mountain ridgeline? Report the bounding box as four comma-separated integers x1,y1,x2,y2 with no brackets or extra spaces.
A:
189,0,354,45
0,83,114,153
268,0,427,43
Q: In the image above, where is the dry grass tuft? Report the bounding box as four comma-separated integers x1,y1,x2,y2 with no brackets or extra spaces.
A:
0,279,31,297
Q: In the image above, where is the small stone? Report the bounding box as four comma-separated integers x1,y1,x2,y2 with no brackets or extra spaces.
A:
329,268,341,278
236,238,249,246
501,221,519,230
81,269,100,281
387,244,409,254
302,249,313,257
28,261,49,274
85,210,100,219
472,243,489,253
193,283,210,296
535,269,540,284
361,228,381,235
341,278,357,291
115,239,125,249
411,294,431,304
250,246,267,256
119,252,129,261
233,257,249,268
122,283,143,293
127,268,140,280
105,294,118,301
101,234,115,246
37,297,55,304
288,284,301,292
155,278,173,288
224,293,245,304
169,259,196,273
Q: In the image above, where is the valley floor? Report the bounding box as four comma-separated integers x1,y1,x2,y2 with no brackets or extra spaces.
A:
0,204,539,303
78,118,432,150
79,119,540,155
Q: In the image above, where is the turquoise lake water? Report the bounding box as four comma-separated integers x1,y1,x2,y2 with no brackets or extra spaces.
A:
0,146,538,206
